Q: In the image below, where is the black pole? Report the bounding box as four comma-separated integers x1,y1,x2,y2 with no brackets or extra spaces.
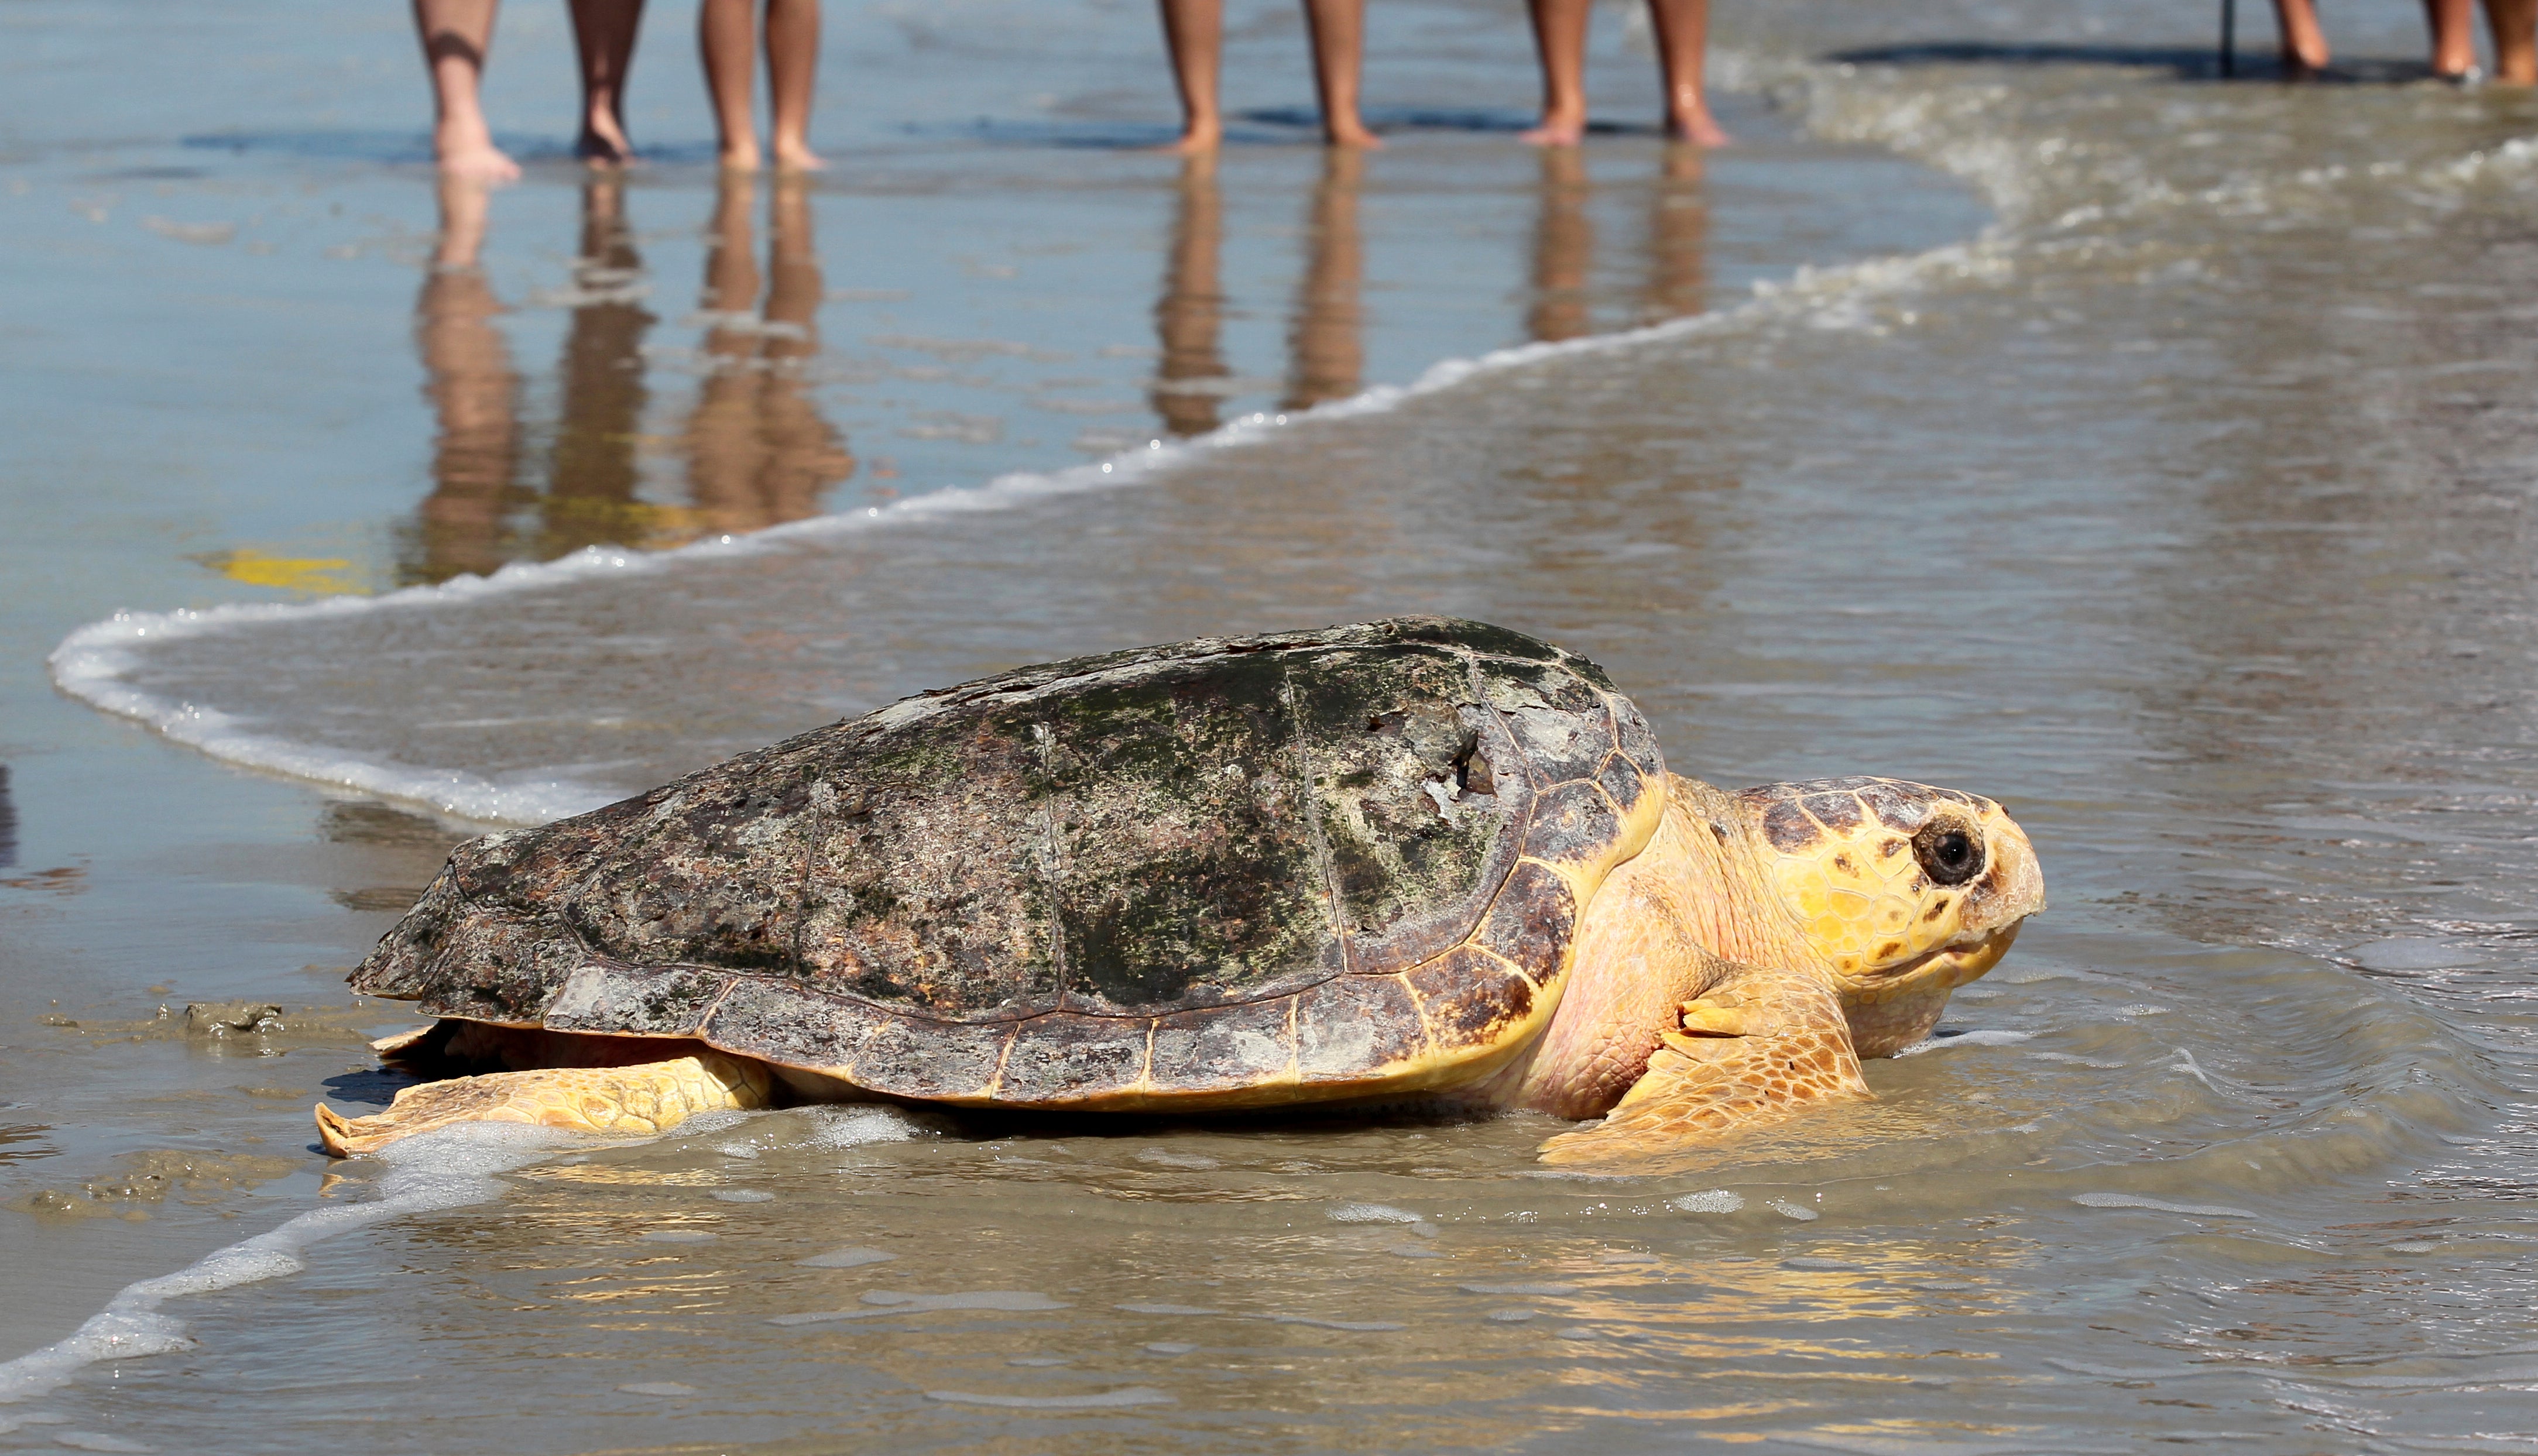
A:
2220,0,2237,77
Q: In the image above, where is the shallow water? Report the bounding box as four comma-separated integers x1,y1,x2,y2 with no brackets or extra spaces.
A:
8,0,2538,1450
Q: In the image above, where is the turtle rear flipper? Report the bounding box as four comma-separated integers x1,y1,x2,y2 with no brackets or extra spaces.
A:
1535,959,1868,1165
315,1052,777,1156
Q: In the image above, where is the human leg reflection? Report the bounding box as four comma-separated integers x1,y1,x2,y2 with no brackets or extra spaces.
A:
1151,153,1230,437
547,178,657,554
411,174,525,583
681,178,855,534
1526,145,1593,344
1282,147,1366,411
1641,142,1707,324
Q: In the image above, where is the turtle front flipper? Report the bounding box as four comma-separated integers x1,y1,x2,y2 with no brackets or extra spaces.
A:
314,1052,777,1156
1535,960,1868,1165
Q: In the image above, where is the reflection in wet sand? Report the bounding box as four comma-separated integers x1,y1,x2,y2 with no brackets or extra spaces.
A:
546,179,657,555
296,1108,2041,1446
1527,146,1594,344
405,180,852,585
1641,145,1708,325
1139,145,1716,438
1528,147,1712,341
410,177,523,584
1150,156,1229,438
682,178,858,535
1284,149,1367,411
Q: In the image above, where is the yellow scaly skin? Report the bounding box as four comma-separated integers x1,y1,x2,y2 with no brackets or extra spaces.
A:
1523,774,2045,1163
314,1052,774,1157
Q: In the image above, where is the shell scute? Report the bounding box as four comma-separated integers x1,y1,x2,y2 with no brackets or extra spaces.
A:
1291,974,1425,1082
1596,752,1648,818
1473,859,1576,985
1518,779,1625,867
1040,654,1336,1015
1296,651,1519,952
996,1015,1152,1103
541,748,818,974
1608,693,1664,777
797,710,1061,1019
413,909,581,1025
849,1013,1011,1100
1487,673,1615,787
358,864,465,998
1405,947,1536,1053
1383,617,1582,675
544,962,733,1038
701,977,877,1072
1145,997,1296,1093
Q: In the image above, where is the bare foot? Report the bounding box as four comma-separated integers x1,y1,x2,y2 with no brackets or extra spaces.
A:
720,139,764,172
435,122,520,182
1520,111,1586,146
577,110,637,168
2278,34,2330,78
1155,119,1223,154
1325,121,1385,149
1666,111,1731,147
772,139,827,172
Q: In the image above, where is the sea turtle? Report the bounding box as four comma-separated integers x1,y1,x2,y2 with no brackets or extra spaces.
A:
317,617,2043,1165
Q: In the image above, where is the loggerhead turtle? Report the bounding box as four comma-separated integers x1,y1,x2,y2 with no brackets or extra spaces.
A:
317,617,2043,1165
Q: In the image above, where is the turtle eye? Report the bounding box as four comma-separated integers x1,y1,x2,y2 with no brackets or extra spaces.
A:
1912,822,1983,885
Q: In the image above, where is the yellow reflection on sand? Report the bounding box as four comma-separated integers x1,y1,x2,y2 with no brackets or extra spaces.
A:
188,548,363,596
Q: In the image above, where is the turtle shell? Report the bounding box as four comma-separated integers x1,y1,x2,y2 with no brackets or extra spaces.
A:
353,616,1668,1110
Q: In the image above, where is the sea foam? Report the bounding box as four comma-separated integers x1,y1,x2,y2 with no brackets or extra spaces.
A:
0,1124,568,1406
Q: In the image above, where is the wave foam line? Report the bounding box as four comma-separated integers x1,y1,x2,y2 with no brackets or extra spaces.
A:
50,229,2009,828
0,1124,570,1408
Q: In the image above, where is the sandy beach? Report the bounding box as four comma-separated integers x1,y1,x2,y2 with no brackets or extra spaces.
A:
5,0,2537,1450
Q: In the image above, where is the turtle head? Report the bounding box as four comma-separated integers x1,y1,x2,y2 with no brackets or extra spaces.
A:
1733,777,2046,1056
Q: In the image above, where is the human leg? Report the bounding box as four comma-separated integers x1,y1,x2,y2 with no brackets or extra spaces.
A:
702,0,762,167
1521,0,1592,146
1301,0,1381,147
2425,0,2478,75
1157,0,1226,152
413,0,519,179
2271,0,2330,74
1647,0,1727,145
571,0,647,164
766,0,825,169
2489,0,2537,82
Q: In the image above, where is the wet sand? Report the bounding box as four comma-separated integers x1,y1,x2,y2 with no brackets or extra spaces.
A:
6,0,2538,1450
